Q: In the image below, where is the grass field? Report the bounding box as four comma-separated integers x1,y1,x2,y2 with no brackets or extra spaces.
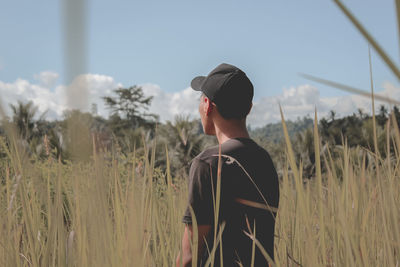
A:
0,109,399,267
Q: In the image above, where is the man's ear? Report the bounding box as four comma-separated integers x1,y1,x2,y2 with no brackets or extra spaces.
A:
204,97,213,116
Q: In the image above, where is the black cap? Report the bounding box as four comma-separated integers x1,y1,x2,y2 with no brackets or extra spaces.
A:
191,63,254,119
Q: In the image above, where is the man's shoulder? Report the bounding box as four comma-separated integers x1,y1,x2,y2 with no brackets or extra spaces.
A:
194,145,220,165
192,138,265,166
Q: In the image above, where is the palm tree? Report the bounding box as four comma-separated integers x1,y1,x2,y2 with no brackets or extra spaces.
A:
9,101,38,140
376,105,388,128
293,128,315,179
329,110,336,122
159,116,208,178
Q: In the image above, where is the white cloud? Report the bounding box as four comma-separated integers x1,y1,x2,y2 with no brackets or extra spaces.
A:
248,85,324,126
76,74,123,118
1,71,399,128
141,83,201,122
0,78,62,119
0,73,122,120
248,83,400,127
0,72,200,122
34,71,59,88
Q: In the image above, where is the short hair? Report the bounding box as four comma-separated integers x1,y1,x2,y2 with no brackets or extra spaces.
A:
202,93,251,120
217,102,252,120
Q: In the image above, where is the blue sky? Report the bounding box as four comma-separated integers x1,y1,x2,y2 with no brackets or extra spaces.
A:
0,0,399,126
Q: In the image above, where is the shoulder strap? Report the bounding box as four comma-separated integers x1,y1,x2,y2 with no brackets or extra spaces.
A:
211,154,278,214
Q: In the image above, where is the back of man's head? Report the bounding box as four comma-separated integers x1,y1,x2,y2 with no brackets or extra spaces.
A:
191,63,254,120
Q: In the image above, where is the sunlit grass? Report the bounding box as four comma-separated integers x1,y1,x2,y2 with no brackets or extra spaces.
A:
275,107,400,266
0,135,187,267
1,107,399,266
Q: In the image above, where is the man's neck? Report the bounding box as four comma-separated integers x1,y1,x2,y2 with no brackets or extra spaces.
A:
214,122,250,144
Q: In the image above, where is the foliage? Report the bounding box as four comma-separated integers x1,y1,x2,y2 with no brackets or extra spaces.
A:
251,116,313,144
103,86,158,129
9,100,41,140
157,116,216,178
3,97,400,182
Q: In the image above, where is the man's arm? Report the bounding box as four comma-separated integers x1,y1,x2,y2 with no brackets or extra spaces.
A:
176,224,212,267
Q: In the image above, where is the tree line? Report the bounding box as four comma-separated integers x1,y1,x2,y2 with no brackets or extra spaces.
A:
1,85,399,181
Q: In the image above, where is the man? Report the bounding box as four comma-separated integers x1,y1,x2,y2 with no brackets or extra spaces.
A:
176,63,279,267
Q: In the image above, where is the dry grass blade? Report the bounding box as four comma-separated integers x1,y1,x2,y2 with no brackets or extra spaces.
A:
313,109,326,265
188,206,198,267
333,0,400,81
250,222,256,267
62,0,89,108
243,230,276,267
203,222,226,267
396,0,400,56
212,145,223,266
369,47,379,157
279,105,299,178
300,73,400,105
390,111,400,158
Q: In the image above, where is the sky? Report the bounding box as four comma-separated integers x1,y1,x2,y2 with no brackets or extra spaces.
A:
0,0,399,127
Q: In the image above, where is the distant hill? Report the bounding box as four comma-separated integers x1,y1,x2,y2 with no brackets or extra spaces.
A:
250,117,314,144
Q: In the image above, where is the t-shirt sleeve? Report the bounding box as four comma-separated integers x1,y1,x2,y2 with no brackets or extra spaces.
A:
182,158,215,225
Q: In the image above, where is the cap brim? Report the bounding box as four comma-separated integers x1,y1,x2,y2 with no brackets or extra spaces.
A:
191,76,206,91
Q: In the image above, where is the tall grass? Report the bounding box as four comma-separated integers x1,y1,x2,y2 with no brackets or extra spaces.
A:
1,108,399,266
275,108,400,266
0,135,188,266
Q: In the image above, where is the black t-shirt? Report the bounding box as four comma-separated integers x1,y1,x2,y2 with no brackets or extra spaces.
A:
182,137,279,267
